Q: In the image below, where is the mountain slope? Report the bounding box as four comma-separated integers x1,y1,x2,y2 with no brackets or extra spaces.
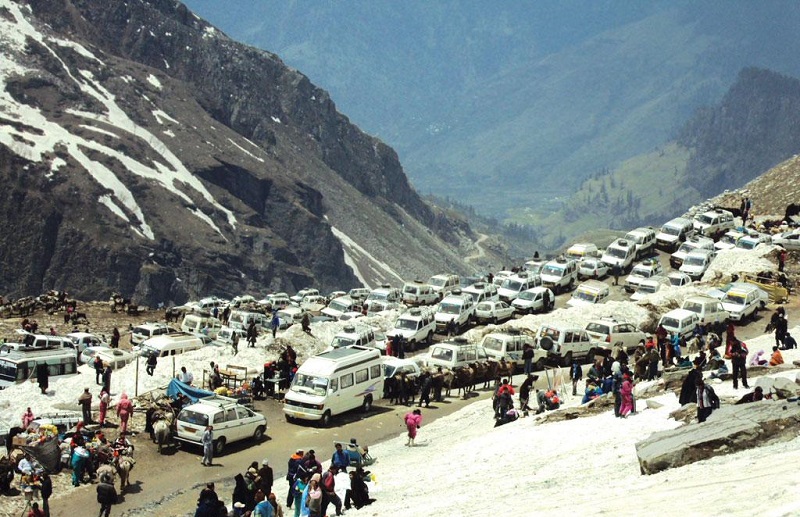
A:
0,0,482,304
182,1,800,217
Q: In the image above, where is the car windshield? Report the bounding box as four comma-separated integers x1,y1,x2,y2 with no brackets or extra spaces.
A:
403,285,419,294
482,336,504,351
518,291,536,301
430,348,454,361
661,225,680,236
660,317,679,329
438,302,461,315
683,302,702,314
331,336,356,348
428,277,447,288
723,293,746,306
684,255,706,266
607,247,627,259
395,319,418,331
541,265,564,277
720,234,739,245
581,260,597,269
632,266,652,277
573,290,597,302
676,243,694,254
500,279,523,291
291,373,329,396
463,291,480,302
625,233,643,244
367,292,388,301
737,240,756,250
696,214,713,225
178,409,209,426
476,303,493,311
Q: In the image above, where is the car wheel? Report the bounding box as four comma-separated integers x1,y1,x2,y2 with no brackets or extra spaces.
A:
561,351,573,368
362,396,373,413
253,425,265,442
493,317,498,325
213,437,226,456
285,414,294,423
320,411,332,428
426,332,433,345
534,358,545,371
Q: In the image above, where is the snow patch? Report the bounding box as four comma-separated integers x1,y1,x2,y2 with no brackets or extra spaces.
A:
271,116,281,124
146,74,162,90
226,137,265,163
330,225,404,285
152,109,179,125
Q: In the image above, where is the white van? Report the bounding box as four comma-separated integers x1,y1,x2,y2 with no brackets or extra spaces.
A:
180,314,223,338
0,348,78,389
679,249,716,281
130,322,176,345
329,324,376,350
656,217,696,252
567,280,610,307
539,257,579,294
322,296,362,319
420,339,489,370
624,259,664,293
670,236,715,269
601,238,636,273
681,296,729,329
693,209,735,239
176,395,267,455
386,307,436,351
624,227,657,259
428,274,460,300
401,281,439,306
658,308,699,339
283,346,384,427
720,284,768,322
480,330,539,367
228,310,269,332
434,293,476,333
498,272,541,303
136,333,206,358
461,282,499,304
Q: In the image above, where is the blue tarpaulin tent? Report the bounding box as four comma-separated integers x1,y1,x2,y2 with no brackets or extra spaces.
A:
166,379,213,403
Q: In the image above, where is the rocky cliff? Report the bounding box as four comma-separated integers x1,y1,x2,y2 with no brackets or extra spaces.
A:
0,0,481,305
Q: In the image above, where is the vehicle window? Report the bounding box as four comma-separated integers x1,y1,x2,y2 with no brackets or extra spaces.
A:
340,373,354,389
585,323,610,335
213,412,224,424
565,331,576,343
225,408,237,422
465,350,477,361
355,368,369,384
370,365,381,379
180,410,210,426
236,407,249,419
456,351,466,362
431,348,453,361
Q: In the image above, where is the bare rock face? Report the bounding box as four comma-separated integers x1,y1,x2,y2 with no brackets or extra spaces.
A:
637,402,800,475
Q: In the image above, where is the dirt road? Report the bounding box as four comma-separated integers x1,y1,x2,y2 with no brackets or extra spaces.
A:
49,386,500,517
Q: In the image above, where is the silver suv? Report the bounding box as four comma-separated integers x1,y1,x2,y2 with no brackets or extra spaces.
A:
583,318,646,354
176,395,267,455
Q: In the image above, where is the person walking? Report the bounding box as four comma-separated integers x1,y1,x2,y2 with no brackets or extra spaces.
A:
696,376,719,423
116,393,133,434
778,247,787,272
40,472,52,517
110,327,120,349
96,473,117,517
320,465,343,517
730,340,749,389
522,344,534,376
271,311,279,339
611,263,621,285
145,352,157,376
247,321,258,348
98,390,109,427
569,360,582,396
257,459,273,498
306,476,322,517
201,425,214,466
285,449,304,508
404,408,422,447
232,331,240,356
417,371,432,408
78,388,93,424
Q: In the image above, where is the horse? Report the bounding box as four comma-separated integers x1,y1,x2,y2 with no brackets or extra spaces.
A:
153,418,172,454
115,454,135,493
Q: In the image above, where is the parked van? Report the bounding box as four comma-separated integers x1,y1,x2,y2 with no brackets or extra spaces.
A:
657,308,699,339
364,286,402,313
565,243,600,261
624,258,664,293
419,338,489,370
181,314,223,338
624,227,657,259
427,274,460,300
176,394,267,455
693,209,735,240
322,296,361,319
715,230,746,251
401,281,439,306
212,327,246,348
130,322,176,345
536,324,596,366
0,348,78,389
656,217,696,252
670,236,715,269
681,296,729,330
386,307,436,351
480,330,539,369
434,294,476,333
498,272,541,303
66,332,107,356
630,276,670,301
735,234,772,250
228,310,269,332
679,249,716,281
601,238,636,273
136,333,206,358
283,346,384,426
461,282,499,304
539,257,579,294
720,284,768,322
276,307,306,330
10,332,72,351
567,280,610,307
329,324,376,350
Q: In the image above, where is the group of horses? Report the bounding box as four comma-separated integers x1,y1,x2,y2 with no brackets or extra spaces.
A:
0,291,74,319
384,359,519,404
